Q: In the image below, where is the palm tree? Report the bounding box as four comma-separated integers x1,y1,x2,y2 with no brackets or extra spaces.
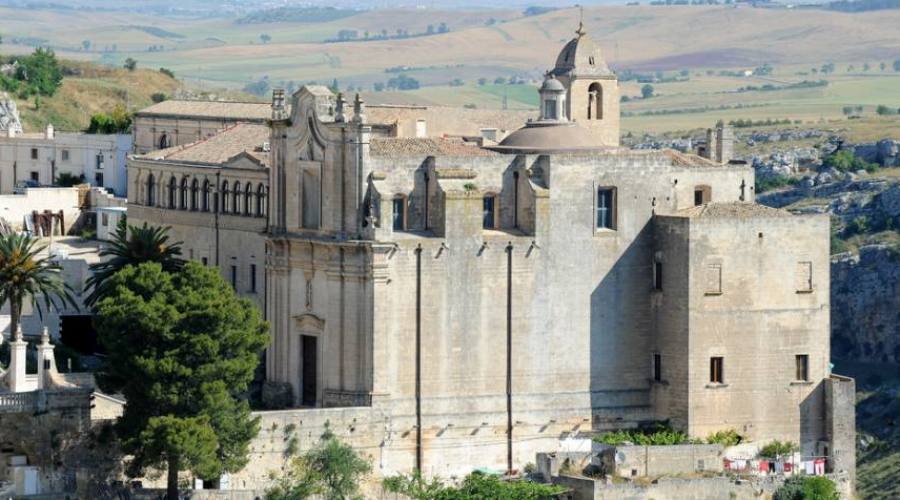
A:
0,233,77,339
84,216,185,308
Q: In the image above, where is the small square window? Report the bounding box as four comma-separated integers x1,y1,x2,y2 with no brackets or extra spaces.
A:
201,257,208,266
30,148,38,159
710,357,724,384
61,150,69,161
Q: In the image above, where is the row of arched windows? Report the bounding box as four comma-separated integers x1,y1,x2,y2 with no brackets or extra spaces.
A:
144,174,267,218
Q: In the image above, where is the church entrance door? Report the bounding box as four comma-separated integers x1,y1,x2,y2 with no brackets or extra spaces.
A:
301,335,317,406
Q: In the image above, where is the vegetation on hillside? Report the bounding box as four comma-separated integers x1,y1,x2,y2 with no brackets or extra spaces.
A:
86,104,132,134
594,423,700,446
236,6,357,25
773,476,840,500
0,47,63,97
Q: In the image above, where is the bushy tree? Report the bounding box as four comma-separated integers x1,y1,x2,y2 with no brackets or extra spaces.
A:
123,57,137,71
266,427,371,500
86,104,133,134
641,83,655,98
95,261,268,499
15,47,63,96
774,476,839,500
55,172,85,187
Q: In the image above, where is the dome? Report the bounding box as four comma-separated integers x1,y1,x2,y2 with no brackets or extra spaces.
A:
540,75,566,92
489,122,605,154
552,23,613,78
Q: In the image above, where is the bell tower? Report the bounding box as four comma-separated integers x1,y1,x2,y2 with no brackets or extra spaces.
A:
551,23,620,147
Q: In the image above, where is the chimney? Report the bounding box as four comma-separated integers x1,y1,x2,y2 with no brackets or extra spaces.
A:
45,123,54,140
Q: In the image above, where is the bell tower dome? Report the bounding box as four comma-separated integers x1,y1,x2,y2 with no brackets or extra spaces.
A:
552,23,620,147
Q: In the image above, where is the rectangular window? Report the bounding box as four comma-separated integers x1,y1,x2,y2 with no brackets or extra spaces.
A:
653,354,662,382
795,354,809,381
705,263,722,295
96,154,104,169
694,186,711,206
796,261,813,292
201,257,208,266
710,357,724,384
596,187,616,230
230,265,237,290
30,148,38,159
250,264,257,293
30,171,39,183
544,99,557,119
654,261,663,291
483,195,496,229
101,213,109,227
95,172,104,187
392,197,405,231
61,150,69,161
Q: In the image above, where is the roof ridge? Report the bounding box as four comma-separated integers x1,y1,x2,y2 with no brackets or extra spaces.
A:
162,122,244,158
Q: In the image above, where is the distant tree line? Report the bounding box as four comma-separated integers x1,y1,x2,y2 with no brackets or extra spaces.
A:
236,6,356,24
325,23,449,44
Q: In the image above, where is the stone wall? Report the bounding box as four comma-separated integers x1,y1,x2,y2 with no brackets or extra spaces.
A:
604,444,725,478
0,187,81,233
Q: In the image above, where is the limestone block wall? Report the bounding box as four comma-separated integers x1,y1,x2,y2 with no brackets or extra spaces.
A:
606,444,725,478
684,214,831,451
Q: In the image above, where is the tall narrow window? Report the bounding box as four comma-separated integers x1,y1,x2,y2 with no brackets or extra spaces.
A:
230,265,237,290
244,182,253,216
796,261,813,293
95,172,104,187
710,357,724,384
483,195,496,229
168,176,177,208
654,260,663,291
233,181,242,215
653,354,662,382
795,355,809,382
31,148,38,159
61,150,69,161
392,196,405,231
250,264,257,293
147,174,156,206
202,180,210,212
222,181,230,213
190,179,199,210
596,187,616,230
257,183,266,217
159,133,169,149
180,178,188,209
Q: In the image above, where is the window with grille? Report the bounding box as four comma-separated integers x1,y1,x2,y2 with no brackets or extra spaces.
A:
596,187,616,230
710,357,724,384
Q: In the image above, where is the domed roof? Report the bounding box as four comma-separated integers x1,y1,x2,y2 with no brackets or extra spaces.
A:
552,23,614,78
489,122,604,154
540,75,566,92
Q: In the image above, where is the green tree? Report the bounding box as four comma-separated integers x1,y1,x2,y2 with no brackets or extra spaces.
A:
266,427,371,500
15,47,63,96
84,217,184,307
95,261,268,500
123,57,137,71
55,172,85,187
260,33,272,44
86,104,133,134
774,476,839,500
0,233,76,338
641,83,655,98
82,40,91,51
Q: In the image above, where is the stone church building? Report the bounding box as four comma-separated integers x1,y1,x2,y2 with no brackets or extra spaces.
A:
128,26,854,485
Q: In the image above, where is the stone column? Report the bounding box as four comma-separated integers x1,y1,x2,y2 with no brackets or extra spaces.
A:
36,327,55,390
8,326,28,393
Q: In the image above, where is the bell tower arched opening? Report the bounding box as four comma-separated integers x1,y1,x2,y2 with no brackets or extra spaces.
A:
588,82,602,121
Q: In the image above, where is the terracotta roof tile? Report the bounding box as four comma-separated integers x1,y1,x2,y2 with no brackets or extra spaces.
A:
676,202,792,219
140,123,270,167
369,137,499,158
136,100,271,120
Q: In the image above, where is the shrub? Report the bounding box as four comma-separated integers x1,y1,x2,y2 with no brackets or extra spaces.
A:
759,439,798,459
707,429,743,446
86,104,132,134
55,172,84,187
844,216,870,236
755,174,798,193
150,92,167,103
774,476,839,500
594,423,698,446
822,150,879,173
159,67,175,78
123,57,137,71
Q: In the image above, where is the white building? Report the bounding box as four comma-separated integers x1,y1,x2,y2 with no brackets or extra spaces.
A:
0,124,132,197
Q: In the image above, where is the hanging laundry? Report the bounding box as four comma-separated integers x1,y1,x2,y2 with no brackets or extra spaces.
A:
775,462,784,474
803,460,815,475
759,460,769,473
784,462,793,473
814,458,826,476
724,459,732,471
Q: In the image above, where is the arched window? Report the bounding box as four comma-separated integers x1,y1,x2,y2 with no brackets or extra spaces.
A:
588,82,602,121
180,177,189,209
256,183,266,217
392,195,406,231
147,174,156,206
159,133,169,149
202,180,210,212
233,181,242,215
244,182,253,216
190,179,199,210
222,181,231,213
168,176,177,208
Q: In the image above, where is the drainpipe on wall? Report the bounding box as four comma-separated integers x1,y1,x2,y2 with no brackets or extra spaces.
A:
415,244,423,472
506,241,514,474
215,170,221,266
